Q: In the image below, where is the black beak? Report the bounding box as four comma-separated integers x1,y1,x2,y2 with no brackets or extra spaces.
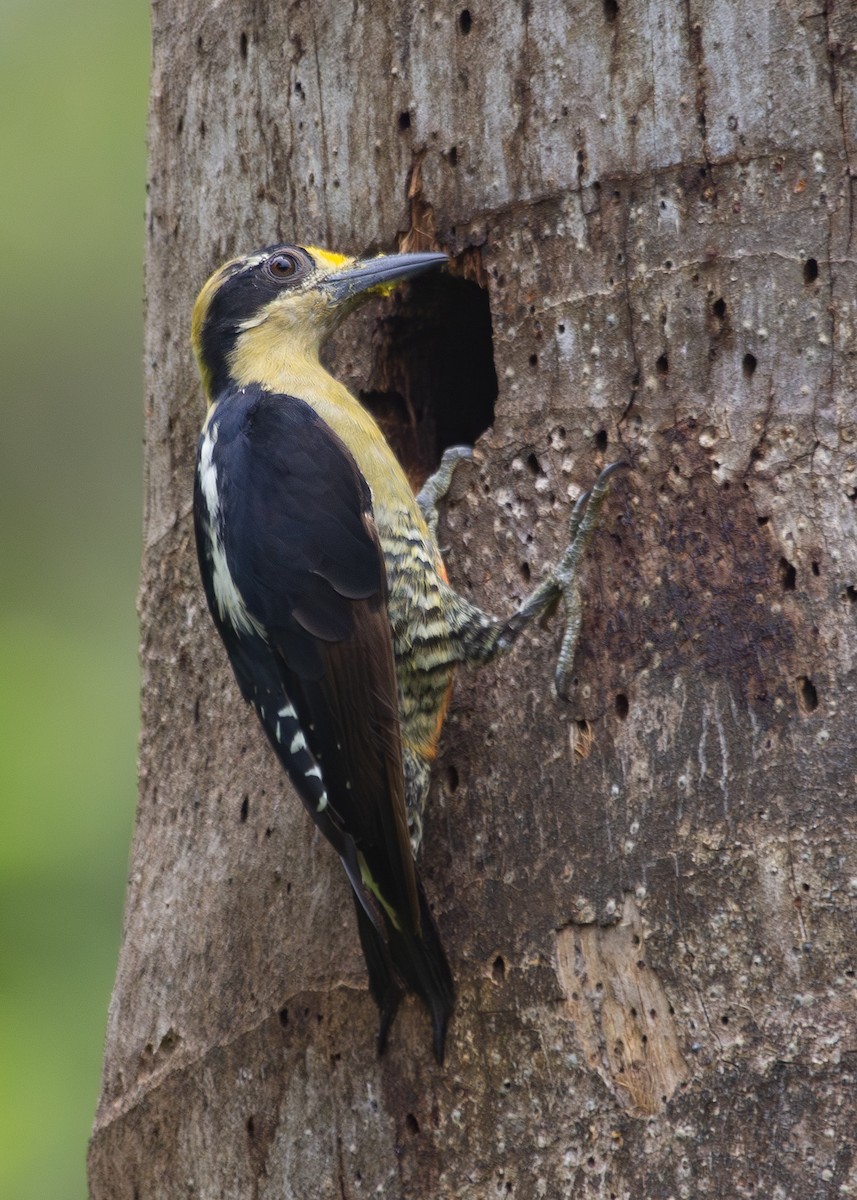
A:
323,251,449,303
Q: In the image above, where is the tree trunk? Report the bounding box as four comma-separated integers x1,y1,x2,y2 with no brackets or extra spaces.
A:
91,2,857,1196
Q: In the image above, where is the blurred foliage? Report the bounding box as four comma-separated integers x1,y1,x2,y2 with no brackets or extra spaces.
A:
0,0,149,1196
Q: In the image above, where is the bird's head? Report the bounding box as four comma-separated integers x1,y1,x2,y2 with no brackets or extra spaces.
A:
191,241,448,402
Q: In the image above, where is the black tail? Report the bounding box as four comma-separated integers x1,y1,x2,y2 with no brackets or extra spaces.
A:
351,894,402,1054
352,881,455,1063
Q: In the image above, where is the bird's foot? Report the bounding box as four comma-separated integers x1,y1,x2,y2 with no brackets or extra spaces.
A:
416,445,473,539
553,460,629,698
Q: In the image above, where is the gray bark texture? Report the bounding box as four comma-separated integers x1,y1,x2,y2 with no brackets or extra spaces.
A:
91,2,857,1197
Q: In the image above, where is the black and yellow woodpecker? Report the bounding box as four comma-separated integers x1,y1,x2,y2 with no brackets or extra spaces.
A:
191,241,622,1062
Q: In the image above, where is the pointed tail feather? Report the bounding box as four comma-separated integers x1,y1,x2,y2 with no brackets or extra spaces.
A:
350,875,454,1062
351,892,402,1054
383,879,455,1063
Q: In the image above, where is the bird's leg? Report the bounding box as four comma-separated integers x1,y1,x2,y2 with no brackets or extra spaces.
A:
416,445,473,540
445,461,627,696
549,460,628,696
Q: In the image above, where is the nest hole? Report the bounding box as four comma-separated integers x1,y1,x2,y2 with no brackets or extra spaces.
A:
358,267,497,487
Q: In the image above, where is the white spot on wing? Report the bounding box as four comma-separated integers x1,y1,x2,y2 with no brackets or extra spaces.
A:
305,764,322,780
198,422,220,521
290,730,307,754
199,417,264,638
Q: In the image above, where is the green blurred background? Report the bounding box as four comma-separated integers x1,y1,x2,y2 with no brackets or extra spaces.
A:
1,0,149,1196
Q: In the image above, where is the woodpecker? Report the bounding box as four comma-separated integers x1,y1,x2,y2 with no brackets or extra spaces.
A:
191,240,622,1062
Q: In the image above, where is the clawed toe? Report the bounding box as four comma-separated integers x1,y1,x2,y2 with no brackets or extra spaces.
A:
554,460,629,696
417,444,474,535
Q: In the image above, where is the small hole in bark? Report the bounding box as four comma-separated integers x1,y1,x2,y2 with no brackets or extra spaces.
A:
240,796,249,823
742,352,758,378
458,9,472,33
398,110,411,131
239,31,248,59
448,145,458,166
721,1014,729,1025
615,693,629,719
802,881,810,892
713,297,726,319
797,676,818,713
558,323,566,333
177,114,184,136
526,452,542,475
779,557,797,591
193,697,200,723
406,1112,421,1134
846,585,857,603
595,428,608,452
521,561,531,582
656,353,669,375
811,561,820,576
492,955,506,982
803,257,818,284
246,1116,255,1137
447,764,459,791
603,0,618,21
529,352,538,367
757,515,770,526
279,1008,289,1026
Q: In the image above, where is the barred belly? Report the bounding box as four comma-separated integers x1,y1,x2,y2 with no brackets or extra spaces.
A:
378,518,456,846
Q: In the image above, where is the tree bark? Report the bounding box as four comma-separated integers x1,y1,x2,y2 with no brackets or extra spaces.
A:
91,2,857,1197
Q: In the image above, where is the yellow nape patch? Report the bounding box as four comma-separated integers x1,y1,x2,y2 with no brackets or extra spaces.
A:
306,245,352,272
191,258,245,401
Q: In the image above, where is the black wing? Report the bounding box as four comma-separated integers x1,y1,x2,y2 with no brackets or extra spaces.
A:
194,385,453,1056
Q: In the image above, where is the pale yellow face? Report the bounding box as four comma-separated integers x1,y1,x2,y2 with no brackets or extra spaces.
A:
191,245,354,400
192,241,448,404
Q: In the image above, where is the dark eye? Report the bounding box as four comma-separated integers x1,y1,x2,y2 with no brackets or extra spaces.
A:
266,252,301,280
